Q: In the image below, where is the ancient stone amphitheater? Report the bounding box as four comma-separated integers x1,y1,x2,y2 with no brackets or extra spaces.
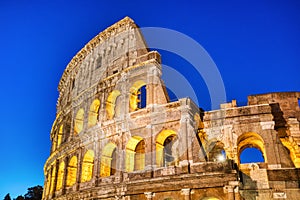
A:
43,17,300,200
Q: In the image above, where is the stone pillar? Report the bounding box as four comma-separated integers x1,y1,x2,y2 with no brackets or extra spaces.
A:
146,84,154,105
93,137,100,186
179,109,190,172
62,157,68,194
144,192,155,200
117,132,126,181
145,125,154,170
224,181,239,200
76,149,83,191
181,188,191,200
223,185,234,200
234,186,240,200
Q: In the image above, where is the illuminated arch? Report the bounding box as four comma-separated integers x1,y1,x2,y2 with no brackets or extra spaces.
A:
57,125,63,148
106,90,121,119
201,197,220,200
280,138,300,168
88,99,100,127
56,161,65,190
49,165,56,194
81,150,94,182
126,136,145,172
156,130,177,167
237,132,267,164
129,80,146,112
207,140,226,162
100,142,117,177
74,109,84,134
45,172,51,196
66,156,77,186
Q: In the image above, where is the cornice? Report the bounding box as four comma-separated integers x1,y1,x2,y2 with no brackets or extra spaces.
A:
58,16,137,92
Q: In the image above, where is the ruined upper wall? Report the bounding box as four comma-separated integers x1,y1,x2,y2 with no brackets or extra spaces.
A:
248,92,300,120
56,17,150,111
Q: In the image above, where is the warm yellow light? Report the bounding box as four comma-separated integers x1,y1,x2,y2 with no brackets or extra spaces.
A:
280,138,300,168
237,132,267,164
49,165,56,194
106,90,120,119
57,125,63,148
81,150,94,182
129,80,146,112
66,156,77,186
88,99,100,127
156,130,176,167
201,197,220,200
74,109,84,134
56,161,65,190
100,142,117,177
45,173,51,196
126,136,144,172
134,140,145,171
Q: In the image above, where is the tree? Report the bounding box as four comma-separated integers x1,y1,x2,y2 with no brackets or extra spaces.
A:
4,193,11,200
24,185,43,200
14,196,24,200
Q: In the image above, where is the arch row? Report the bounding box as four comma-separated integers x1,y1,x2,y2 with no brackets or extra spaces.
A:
44,129,178,197
203,131,267,165
51,80,147,153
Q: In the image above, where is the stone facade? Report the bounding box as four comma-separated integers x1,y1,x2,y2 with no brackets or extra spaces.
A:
43,17,300,200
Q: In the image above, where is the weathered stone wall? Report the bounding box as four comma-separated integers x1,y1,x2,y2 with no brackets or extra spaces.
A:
43,17,300,200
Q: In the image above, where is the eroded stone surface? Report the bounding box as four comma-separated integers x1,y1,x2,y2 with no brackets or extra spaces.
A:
43,17,300,200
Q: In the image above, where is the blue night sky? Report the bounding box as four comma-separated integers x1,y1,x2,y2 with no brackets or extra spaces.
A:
0,0,299,198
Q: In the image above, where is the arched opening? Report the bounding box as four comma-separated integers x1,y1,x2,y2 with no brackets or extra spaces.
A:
126,136,145,172
207,141,226,162
111,149,117,175
237,132,266,164
106,90,121,119
45,172,51,196
240,147,265,164
156,130,177,167
56,161,65,191
100,142,117,177
66,156,77,186
88,99,100,127
57,125,63,148
134,140,145,170
74,109,84,134
201,197,220,200
280,137,300,168
81,150,94,182
129,80,146,112
49,165,56,195
137,85,146,109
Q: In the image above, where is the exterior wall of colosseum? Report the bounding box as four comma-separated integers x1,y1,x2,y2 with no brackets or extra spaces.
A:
43,17,300,200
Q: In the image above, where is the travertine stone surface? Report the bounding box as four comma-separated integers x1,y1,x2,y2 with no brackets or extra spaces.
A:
43,17,300,200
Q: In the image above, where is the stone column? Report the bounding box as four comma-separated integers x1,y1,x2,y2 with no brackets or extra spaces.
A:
145,125,154,170
144,192,155,200
234,186,240,200
76,148,83,191
93,137,100,186
223,185,234,200
117,131,126,182
224,181,239,200
179,110,190,172
62,157,68,194
181,188,191,200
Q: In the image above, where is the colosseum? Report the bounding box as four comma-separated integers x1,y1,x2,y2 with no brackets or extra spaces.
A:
43,17,300,200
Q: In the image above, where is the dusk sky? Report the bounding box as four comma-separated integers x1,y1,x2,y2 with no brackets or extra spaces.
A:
0,0,299,198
